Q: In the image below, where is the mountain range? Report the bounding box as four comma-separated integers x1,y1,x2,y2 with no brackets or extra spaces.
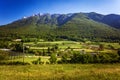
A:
0,12,120,42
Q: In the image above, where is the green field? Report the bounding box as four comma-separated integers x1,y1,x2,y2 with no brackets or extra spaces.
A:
9,56,59,64
0,64,120,80
26,41,82,50
24,41,120,54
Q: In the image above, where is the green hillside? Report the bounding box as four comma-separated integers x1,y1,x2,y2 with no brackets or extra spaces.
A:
0,13,120,42
53,13,120,41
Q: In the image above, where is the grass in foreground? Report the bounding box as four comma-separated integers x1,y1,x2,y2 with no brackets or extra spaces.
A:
0,64,120,80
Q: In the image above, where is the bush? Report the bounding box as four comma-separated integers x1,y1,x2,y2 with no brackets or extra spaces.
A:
94,53,119,63
83,54,93,63
93,54,101,63
61,54,68,63
11,43,23,52
70,52,119,64
49,53,57,64
70,53,93,64
98,53,111,63
0,50,9,61
106,53,119,63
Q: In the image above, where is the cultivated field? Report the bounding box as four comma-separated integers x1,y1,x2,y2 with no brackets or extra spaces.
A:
24,41,120,53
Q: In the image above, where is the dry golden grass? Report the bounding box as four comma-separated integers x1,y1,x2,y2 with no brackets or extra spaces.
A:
0,64,120,80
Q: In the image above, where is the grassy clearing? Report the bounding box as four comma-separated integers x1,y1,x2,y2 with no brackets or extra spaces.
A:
0,64,120,80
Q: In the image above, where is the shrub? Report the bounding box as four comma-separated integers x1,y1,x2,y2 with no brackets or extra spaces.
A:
70,52,119,64
0,50,9,61
61,53,68,63
70,53,93,64
12,43,23,52
37,57,41,64
107,53,119,63
49,53,57,64
78,54,93,64
93,54,101,63
93,53,119,63
99,53,111,63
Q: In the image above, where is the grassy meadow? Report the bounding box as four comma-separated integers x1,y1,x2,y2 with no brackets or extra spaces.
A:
0,64,120,80
0,40,120,80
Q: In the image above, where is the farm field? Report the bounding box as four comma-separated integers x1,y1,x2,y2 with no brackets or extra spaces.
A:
24,41,120,49
0,64,120,80
25,41,82,49
24,41,120,53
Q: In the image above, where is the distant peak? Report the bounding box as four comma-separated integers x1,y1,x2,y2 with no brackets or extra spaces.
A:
32,14,35,16
23,16,27,19
38,13,43,16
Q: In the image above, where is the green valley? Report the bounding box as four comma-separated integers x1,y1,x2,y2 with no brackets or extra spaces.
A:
0,12,120,80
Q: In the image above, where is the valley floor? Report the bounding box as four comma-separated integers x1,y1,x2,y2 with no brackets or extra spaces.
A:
0,64,120,80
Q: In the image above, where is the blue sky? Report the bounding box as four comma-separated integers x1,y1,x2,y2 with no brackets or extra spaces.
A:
0,0,120,25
